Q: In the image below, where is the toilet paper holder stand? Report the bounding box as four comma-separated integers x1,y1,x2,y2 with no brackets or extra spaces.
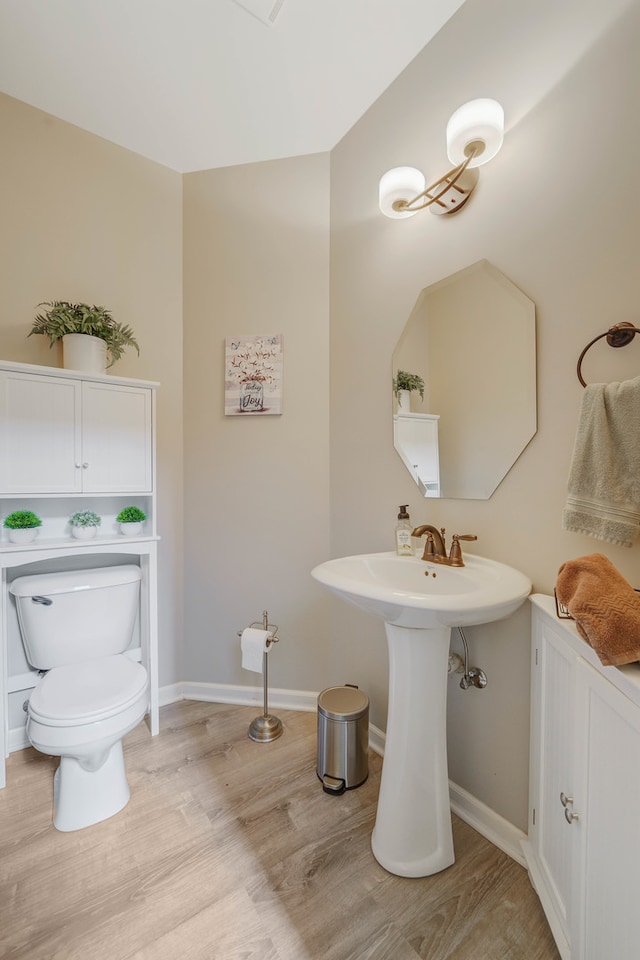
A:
238,610,283,743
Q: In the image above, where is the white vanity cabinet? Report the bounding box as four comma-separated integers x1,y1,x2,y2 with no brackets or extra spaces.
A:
0,366,152,493
525,596,640,960
0,359,160,790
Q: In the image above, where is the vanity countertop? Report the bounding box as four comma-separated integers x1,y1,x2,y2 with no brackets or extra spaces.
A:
531,594,640,710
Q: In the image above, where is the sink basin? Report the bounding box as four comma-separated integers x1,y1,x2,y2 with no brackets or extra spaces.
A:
311,551,532,629
311,549,531,878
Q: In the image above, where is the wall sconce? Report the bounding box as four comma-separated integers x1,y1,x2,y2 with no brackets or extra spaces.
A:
379,99,504,219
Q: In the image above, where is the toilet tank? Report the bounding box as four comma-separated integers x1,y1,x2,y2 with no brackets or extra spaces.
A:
10,564,142,669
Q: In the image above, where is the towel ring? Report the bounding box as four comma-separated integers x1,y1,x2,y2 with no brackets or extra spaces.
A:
577,322,640,387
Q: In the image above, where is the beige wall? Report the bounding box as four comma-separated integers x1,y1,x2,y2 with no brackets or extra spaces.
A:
330,0,640,829
0,93,184,687
182,155,331,693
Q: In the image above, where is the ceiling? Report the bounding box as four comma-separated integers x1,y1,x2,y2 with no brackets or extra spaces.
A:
0,0,466,173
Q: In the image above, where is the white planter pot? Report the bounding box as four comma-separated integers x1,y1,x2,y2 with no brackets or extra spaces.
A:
62,334,108,374
7,527,38,544
71,525,98,540
120,521,143,537
397,389,412,413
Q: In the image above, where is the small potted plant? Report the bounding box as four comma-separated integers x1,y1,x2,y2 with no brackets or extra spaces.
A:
116,505,146,537
29,300,140,373
3,509,43,544
69,509,102,540
393,370,425,413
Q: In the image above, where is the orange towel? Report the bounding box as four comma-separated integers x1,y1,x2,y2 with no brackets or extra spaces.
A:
556,553,640,666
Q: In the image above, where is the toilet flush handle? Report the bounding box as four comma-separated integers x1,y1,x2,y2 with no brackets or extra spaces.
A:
31,595,53,606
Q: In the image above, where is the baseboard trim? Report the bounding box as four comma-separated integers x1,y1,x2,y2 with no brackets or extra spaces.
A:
368,722,386,757
159,682,185,707
9,727,29,753
179,681,319,712
449,780,527,867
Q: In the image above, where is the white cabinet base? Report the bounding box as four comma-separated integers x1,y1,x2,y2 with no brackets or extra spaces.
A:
526,596,640,960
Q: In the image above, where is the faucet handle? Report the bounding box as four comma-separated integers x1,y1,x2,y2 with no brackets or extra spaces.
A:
449,534,478,566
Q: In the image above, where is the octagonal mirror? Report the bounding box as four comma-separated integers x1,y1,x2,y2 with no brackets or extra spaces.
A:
392,260,536,499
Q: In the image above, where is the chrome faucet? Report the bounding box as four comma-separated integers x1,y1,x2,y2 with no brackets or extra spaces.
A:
411,525,477,567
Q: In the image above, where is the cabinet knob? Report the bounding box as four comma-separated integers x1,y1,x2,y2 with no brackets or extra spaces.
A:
82,462,89,469
560,791,580,823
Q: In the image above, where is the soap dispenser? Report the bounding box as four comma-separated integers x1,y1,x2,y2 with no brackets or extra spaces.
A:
395,505,413,556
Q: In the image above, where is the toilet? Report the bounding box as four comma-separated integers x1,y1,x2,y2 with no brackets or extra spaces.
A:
10,564,148,832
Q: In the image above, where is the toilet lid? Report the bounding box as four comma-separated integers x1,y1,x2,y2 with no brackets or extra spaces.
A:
29,655,148,726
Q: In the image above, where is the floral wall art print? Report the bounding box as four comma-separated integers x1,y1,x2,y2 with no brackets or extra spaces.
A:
225,334,283,416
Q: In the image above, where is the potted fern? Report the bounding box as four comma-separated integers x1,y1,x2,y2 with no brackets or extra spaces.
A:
69,509,102,540
3,509,42,544
393,370,425,413
29,301,139,373
116,505,146,537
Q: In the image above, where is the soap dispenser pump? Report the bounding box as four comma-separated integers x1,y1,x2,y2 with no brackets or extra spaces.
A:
395,505,413,556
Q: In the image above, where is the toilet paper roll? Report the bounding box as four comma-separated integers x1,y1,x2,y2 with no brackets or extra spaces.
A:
241,627,271,673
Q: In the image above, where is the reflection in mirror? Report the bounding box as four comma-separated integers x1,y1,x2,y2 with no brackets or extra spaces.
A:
392,260,536,499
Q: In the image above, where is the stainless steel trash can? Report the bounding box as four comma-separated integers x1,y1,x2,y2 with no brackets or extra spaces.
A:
317,684,369,795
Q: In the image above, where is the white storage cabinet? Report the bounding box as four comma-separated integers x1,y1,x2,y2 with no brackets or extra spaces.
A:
0,359,159,790
0,368,152,493
524,596,640,960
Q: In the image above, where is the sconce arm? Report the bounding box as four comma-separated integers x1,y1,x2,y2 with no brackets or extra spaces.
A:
397,152,476,214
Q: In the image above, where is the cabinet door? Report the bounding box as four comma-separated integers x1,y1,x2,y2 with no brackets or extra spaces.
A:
527,616,577,957
0,372,82,493
572,660,640,960
81,382,152,492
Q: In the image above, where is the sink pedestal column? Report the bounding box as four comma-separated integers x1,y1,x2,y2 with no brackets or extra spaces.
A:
371,623,454,877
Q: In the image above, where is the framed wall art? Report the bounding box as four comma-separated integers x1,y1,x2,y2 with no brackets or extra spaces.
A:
225,334,283,416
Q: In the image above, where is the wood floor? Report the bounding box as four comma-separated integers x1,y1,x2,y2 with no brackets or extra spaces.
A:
0,701,559,960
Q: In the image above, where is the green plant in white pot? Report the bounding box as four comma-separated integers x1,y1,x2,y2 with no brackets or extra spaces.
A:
69,509,102,541
116,505,146,537
392,370,425,413
3,509,42,544
29,301,140,373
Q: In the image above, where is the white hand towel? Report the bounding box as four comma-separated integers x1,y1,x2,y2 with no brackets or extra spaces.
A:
563,376,640,547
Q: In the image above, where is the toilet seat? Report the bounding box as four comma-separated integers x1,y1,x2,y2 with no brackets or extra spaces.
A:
29,655,148,727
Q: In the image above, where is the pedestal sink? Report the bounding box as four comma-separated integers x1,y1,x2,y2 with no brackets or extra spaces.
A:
311,551,531,878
